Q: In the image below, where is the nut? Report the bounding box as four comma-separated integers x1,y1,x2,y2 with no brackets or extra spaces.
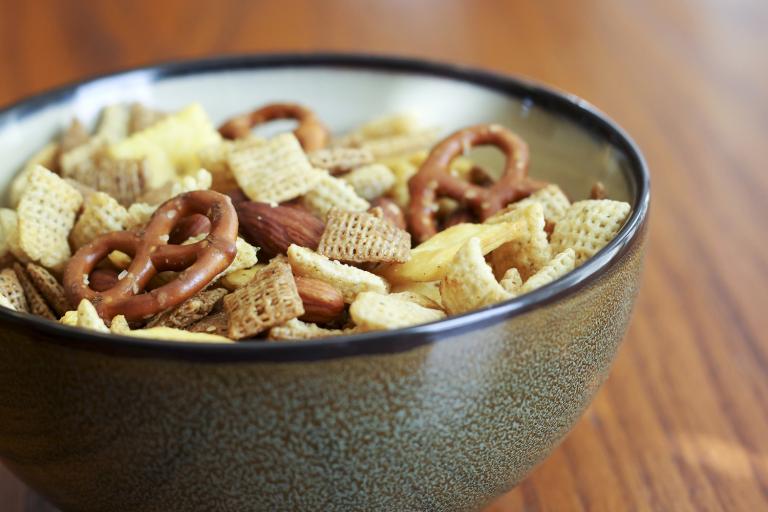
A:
295,276,345,324
369,197,406,230
236,201,325,259
89,268,119,292
169,214,211,244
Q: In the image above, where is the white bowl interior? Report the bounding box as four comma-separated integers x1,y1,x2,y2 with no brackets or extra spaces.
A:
0,65,633,204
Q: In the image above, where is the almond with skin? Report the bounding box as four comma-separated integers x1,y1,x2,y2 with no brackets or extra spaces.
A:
89,268,119,292
236,201,325,259
295,276,345,324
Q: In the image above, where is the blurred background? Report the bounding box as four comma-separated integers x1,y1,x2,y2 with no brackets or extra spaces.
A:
1,0,766,510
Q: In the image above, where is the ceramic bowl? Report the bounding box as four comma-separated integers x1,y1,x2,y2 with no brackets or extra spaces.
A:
0,53,649,512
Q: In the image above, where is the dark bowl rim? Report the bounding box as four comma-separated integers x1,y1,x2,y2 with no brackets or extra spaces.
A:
0,52,650,363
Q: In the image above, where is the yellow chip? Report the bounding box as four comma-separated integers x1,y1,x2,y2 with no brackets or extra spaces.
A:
110,314,132,334
59,310,78,326
17,166,83,269
388,291,443,310
300,170,370,221
124,203,157,230
220,264,266,291
127,326,232,343
138,168,212,206
379,150,427,207
340,163,396,201
70,192,128,249
128,103,166,134
268,318,349,341
110,103,222,188
487,184,571,225
228,132,323,203
381,220,526,284
287,244,389,303
360,128,441,160
390,280,442,307
520,248,576,294
350,291,445,331
486,202,551,280
75,299,109,332
550,200,631,265
439,237,512,315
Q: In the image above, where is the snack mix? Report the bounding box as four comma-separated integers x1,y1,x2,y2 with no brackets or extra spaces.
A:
0,102,631,342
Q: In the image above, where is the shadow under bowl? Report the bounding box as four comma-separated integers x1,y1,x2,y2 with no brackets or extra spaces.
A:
0,53,649,512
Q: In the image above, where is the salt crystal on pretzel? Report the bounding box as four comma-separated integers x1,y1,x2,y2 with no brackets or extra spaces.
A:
223,261,304,339
0,268,29,312
70,192,129,249
486,203,551,280
360,128,441,159
188,311,229,337
308,147,374,174
340,164,396,201
9,142,60,208
26,262,70,316
317,208,410,263
486,184,571,226
17,166,83,270
96,104,131,143
520,248,576,294
287,244,389,303
300,170,370,221
350,291,445,331
550,200,631,265
147,287,228,329
228,132,323,203
127,326,232,343
12,263,55,319
129,103,166,134
268,318,350,341
440,237,512,315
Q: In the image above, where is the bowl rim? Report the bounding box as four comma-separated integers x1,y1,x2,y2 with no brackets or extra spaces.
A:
0,52,650,363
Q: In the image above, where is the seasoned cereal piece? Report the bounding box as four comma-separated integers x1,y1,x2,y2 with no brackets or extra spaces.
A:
340,163,396,200
147,288,228,329
71,299,109,332
391,280,442,307
550,200,631,265
0,268,28,312
360,128,440,159
129,103,166,134
0,292,16,311
188,311,229,337
60,135,108,180
26,263,72,316
183,235,259,277
96,104,131,143
499,267,523,295
287,244,389,303
124,203,157,230
519,248,576,294
317,208,410,264
388,291,443,310
13,263,55,319
268,318,349,340
487,184,571,226
487,202,551,280
350,291,445,331
9,142,60,208
228,133,323,203
307,147,374,174
223,261,304,339
59,119,90,154
300,170,370,221
110,314,132,334
17,166,83,269
440,237,512,315
332,113,420,147
70,192,129,249
138,168,212,206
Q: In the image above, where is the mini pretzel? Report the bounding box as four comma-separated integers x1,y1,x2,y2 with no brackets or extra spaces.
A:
63,190,238,322
407,124,548,242
218,102,329,151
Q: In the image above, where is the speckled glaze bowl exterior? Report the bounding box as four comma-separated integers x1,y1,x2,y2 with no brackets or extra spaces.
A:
0,54,649,512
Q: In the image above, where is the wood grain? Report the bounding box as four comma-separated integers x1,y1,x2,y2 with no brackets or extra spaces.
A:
1,0,767,510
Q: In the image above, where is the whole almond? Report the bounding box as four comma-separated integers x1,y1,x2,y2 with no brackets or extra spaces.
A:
89,268,119,292
236,201,325,259
295,276,345,324
369,197,407,230
170,214,211,244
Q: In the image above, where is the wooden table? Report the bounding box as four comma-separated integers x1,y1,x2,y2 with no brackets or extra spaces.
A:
1,0,766,510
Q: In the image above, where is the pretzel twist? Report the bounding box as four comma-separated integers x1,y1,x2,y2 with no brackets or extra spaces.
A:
64,190,238,322
218,102,329,151
407,124,548,242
